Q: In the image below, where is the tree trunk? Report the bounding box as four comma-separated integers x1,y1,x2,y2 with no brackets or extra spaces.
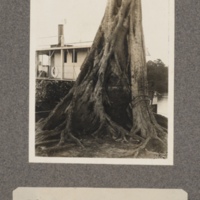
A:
36,0,167,158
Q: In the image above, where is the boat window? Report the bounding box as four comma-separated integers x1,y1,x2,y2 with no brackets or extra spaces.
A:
72,50,77,63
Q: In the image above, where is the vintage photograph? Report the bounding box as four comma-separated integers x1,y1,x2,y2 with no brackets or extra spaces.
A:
29,0,174,164
13,188,187,200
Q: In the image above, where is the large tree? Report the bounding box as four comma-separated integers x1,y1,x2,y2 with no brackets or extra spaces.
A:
36,0,167,158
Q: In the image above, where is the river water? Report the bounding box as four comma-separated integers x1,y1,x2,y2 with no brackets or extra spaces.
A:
157,94,168,118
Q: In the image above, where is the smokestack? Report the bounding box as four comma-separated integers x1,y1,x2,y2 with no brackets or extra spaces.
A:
58,24,64,46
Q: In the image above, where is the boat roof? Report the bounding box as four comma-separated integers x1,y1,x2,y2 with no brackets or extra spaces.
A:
36,42,92,53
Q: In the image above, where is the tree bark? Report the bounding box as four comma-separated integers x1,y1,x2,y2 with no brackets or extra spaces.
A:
36,0,167,158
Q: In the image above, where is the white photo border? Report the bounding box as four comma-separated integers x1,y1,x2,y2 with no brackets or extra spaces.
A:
29,0,174,165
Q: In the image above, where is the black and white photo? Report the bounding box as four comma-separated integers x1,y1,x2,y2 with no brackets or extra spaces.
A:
30,0,174,165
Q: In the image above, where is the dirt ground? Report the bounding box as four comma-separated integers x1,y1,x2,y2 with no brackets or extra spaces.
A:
36,135,167,159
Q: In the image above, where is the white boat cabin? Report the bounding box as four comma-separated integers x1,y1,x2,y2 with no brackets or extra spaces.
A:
36,25,91,81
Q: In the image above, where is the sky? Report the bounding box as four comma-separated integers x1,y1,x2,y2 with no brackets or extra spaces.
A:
32,0,173,66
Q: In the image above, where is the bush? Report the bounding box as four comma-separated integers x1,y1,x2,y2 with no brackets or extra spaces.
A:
36,80,74,111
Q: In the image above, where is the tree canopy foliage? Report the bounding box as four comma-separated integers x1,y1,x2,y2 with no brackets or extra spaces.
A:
147,59,168,94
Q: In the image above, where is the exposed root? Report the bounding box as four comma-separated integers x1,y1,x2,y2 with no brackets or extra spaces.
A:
57,130,65,146
131,135,167,158
36,139,60,147
91,122,106,138
35,100,167,157
130,126,145,143
132,137,151,157
106,115,129,139
36,130,61,143
127,120,167,158
67,131,85,148
35,108,167,157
